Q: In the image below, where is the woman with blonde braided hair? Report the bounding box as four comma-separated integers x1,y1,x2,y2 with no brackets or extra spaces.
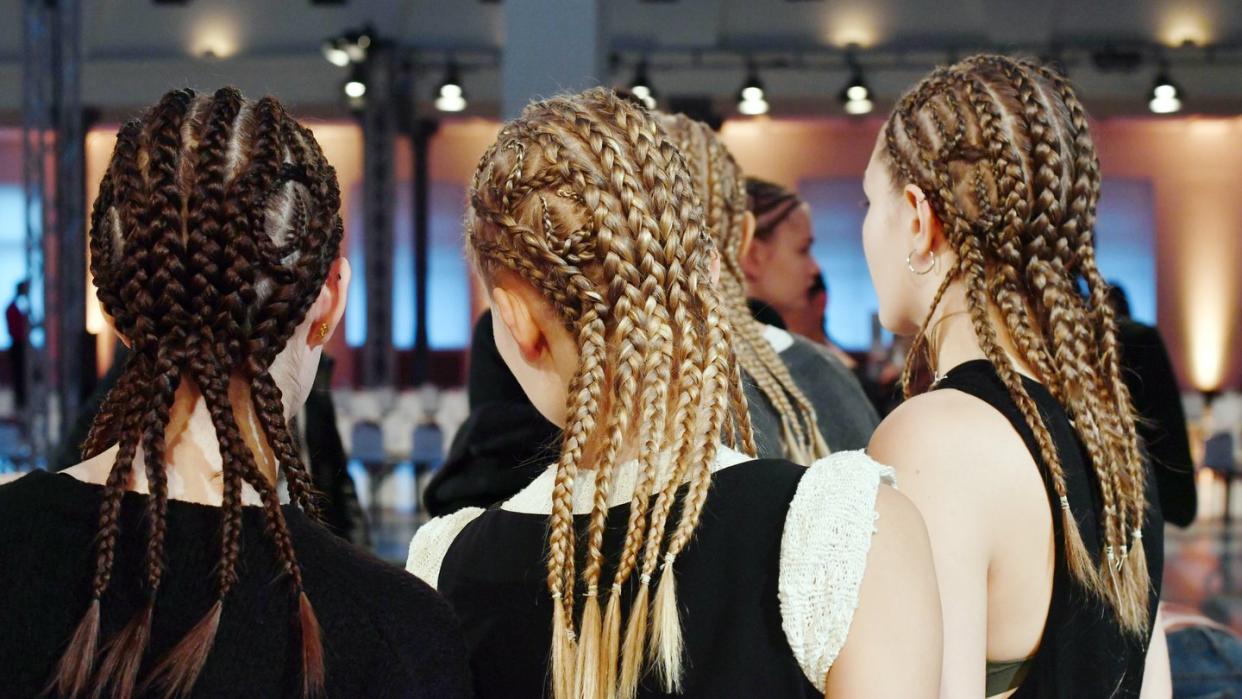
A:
657,112,877,461
862,55,1169,697
0,87,471,698
408,87,941,699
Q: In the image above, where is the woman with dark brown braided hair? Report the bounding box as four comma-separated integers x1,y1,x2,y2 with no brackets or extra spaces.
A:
408,88,941,699
862,55,1170,697
0,87,471,698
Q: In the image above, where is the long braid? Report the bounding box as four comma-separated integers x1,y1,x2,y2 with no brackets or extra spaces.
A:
468,89,741,699
882,56,1149,633
660,114,824,462
49,96,173,697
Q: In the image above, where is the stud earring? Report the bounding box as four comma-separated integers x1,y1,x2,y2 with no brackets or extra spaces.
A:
907,250,936,276
317,322,330,342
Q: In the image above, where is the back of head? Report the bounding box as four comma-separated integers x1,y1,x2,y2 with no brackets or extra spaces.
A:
745,176,802,240
467,88,751,699
53,87,340,698
659,113,828,462
881,55,1149,633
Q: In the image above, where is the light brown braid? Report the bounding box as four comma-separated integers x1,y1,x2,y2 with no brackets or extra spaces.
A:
882,55,1149,633
467,88,752,699
659,113,827,463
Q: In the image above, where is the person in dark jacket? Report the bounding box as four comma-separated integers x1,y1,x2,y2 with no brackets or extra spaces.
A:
1109,284,1197,527
423,310,561,517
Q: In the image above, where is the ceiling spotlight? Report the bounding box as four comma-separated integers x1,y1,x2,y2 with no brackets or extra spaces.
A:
737,64,769,116
344,28,372,63
321,37,350,67
840,71,873,115
343,64,367,109
630,59,657,109
322,25,374,67
435,62,467,113
1148,68,1182,114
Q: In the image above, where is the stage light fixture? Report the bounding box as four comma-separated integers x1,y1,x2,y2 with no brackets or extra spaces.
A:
1148,68,1182,114
344,64,367,109
435,62,468,113
321,37,350,67
630,59,657,109
737,65,769,116
840,69,872,115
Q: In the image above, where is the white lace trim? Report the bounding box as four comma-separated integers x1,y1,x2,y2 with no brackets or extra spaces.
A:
500,444,752,515
406,506,484,590
779,450,896,691
762,323,795,353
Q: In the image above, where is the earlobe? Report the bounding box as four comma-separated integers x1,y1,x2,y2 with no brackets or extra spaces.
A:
308,257,351,347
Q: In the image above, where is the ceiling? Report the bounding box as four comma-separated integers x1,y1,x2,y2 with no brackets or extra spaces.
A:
2,0,1240,117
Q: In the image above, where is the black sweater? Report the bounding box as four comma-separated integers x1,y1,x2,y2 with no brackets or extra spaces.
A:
0,470,472,698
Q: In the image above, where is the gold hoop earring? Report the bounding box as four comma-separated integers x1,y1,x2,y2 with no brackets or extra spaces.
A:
907,250,935,276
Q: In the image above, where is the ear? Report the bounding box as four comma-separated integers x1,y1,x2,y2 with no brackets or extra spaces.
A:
308,257,351,348
903,184,945,257
738,210,764,279
739,210,757,261
490,284,547,364
100,309,132,349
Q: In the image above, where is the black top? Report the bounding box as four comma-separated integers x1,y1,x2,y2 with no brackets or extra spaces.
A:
0,470,472,698
1117,318,1197,527
437,458,819,698
935,361,1163,698
425,310,562,517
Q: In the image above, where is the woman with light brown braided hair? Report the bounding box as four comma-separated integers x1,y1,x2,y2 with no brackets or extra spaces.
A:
658,112,877,461
862,55,1170,697
0,87,471,698
408,88,941,699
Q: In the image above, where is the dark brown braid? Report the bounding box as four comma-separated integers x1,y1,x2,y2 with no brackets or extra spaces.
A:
50,87,340,698
881,55,1149,633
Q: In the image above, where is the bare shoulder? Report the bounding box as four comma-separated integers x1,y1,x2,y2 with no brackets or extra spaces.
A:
868,389,1029,495
873,483,928,537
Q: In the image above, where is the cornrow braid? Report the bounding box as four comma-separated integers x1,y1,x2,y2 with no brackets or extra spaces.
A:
468,89,749,699
881,55,1149,633
660,114,827,463
52,87,340,698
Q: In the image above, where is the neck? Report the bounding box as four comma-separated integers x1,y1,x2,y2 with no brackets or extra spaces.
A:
64,376,280,506
924,282,1037,382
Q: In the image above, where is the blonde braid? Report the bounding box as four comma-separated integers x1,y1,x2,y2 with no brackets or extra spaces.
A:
883,56,1150,633
659,114,826,461
470,89,742,699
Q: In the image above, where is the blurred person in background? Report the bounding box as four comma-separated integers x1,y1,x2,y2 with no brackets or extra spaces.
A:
662,113,877,458
1108,283,1197,527
5,279,30,411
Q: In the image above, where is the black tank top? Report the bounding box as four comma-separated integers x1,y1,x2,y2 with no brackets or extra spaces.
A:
436,459,820,698
935,360,1163,698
